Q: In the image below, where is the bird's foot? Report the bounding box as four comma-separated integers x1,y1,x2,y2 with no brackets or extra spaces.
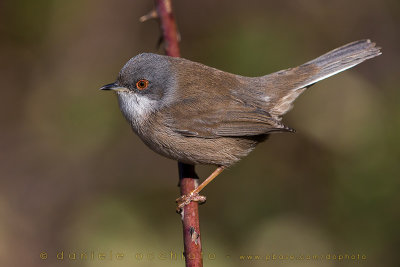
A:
176,192,206,213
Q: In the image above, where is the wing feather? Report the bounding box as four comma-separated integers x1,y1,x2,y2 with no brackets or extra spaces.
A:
163,100,294,138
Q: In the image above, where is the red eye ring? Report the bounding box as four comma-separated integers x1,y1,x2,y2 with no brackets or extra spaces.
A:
136,79,149,90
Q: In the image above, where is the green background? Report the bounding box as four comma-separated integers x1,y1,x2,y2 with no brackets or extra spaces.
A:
0,0,399,266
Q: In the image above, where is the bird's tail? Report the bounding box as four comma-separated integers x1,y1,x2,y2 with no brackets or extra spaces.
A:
268,39,381,117
299,39,381,88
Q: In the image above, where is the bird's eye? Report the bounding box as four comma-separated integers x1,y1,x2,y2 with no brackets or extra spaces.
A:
136,79,149,90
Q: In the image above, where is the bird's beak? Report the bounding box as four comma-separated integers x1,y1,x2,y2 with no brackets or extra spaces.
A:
100,83,128,92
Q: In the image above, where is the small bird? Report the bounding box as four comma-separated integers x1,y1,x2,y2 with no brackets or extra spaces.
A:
101,40,381,210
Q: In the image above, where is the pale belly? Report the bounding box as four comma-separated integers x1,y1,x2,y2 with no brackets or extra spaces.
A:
135,123,261,166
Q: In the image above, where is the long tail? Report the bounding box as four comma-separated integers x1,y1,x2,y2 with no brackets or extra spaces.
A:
268,39,381,117
299,39,381,88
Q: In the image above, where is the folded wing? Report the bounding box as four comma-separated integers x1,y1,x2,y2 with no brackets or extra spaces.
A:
164,99,293,138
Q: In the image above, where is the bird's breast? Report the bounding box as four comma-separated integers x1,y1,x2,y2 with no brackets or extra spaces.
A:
117,92,158,131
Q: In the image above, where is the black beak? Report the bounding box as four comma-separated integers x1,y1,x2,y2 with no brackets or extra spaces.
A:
100,83,118,90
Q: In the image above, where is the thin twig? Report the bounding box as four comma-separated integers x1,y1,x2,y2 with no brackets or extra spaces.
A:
152,1,203,266
155,0,180,57
178,164,203,267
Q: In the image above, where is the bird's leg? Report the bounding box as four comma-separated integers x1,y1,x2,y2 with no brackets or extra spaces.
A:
176,166,225,212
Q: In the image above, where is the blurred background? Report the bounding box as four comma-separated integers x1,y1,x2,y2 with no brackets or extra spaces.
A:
0,0,399,266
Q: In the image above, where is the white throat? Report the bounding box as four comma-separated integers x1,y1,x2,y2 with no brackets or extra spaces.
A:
117,92,158,126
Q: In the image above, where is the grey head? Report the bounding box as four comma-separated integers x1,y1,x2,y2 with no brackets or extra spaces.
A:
100,53,176,126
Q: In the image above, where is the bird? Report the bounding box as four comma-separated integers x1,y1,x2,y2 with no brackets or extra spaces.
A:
101,39,381,210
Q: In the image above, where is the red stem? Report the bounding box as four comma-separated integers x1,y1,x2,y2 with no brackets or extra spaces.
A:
154,1,203,267
178,164,203,267
155,0,180,58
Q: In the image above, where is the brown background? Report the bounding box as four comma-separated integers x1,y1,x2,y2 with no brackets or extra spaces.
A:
0,0,399,266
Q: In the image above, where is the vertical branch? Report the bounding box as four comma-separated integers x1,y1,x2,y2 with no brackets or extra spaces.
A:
155,0,180,57
178,163,203,267
153,1,203,266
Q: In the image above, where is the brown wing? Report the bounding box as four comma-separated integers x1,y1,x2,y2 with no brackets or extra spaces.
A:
163,97,294,138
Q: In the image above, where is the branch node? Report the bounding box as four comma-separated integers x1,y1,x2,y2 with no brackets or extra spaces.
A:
139,9,158,23
190,227,200,245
